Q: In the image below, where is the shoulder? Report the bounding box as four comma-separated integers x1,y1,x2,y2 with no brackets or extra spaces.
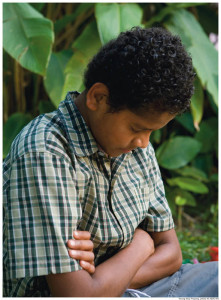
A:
7,111,71,164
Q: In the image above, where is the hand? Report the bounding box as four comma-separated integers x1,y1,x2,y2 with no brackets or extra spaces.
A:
67,231,95,274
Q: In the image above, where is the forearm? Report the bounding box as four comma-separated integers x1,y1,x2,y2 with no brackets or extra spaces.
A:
129,230,182,289
91,238,151,296
47,229,154,297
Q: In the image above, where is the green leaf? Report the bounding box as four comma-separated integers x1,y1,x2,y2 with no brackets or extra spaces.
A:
145,3,206,27
3,112,32,158
192,153,213,176
3,3,54,76
175,196,186,206
44,50,73,107
165,186,196,212
72,22,101,58
165,9,218,107
175,166,208,181
190,77,204,130
38,100,56,115
119,3,143,32
150,129,161,144
95,3,142,45
61,21,101,98
175,112,195,134
30,3,46,12
95,3,120,44
194,117,218,153
54,13,78,35
54,3,94,34
175,189,196,207
207,90,218,115
156,136,202,170
164,185,177,215
210,174,218,183
167,177,209,194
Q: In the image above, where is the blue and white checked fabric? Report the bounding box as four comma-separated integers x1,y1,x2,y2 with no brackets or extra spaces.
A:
3,91,174,296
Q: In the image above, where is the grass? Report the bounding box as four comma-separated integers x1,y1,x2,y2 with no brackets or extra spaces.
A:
176,213,218,262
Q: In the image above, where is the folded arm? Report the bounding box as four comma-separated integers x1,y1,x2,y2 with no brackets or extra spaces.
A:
128,228,182,289
46,228,154,297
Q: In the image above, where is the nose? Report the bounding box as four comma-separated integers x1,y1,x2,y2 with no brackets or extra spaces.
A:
132,132,151,149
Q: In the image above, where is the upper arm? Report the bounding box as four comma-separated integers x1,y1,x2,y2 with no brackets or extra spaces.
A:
46,269,94,297
149,228,180,248
150,229,183,270
6,152,82,278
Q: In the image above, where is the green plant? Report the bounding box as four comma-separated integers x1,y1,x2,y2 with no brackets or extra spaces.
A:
3,3,218,236
177,202,218,261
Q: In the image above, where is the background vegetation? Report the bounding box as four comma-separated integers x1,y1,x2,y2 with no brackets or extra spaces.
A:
3,3,218,262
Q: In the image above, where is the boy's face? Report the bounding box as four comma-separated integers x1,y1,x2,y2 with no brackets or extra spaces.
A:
88,99,175,157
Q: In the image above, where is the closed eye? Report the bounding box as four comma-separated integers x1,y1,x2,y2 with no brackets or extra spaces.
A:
131,126,153,133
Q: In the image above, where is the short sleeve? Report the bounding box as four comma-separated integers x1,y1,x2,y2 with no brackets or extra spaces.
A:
139,145,174,232
5,152,82,279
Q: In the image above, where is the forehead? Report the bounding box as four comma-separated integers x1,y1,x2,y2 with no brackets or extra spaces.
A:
120,109,175,130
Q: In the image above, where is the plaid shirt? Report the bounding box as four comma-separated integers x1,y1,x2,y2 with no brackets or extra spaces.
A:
3,91,174,296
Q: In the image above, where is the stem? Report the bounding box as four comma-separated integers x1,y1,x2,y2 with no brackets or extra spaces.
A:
3,81,9,123
14,60,20,111
55,7,94,48
14,61,26,113
32,74,42,115
46,3,55,21
53,3,63,21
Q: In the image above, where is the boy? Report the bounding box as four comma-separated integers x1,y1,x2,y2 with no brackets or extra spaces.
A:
3,27,218,297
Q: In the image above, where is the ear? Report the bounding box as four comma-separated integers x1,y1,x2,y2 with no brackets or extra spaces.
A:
86,83,109,111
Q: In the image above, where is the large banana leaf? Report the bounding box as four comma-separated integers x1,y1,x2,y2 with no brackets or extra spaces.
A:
61,21,101,99
95,3,143,45
3,3,54,75
44,50,73,107
165,9,218,107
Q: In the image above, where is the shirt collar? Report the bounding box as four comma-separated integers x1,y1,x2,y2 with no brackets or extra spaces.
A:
58,91,99,157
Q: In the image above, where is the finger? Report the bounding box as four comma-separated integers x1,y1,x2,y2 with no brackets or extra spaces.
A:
67,239,94,251
68,249,95,262
73,231,91,240
80,260,95,275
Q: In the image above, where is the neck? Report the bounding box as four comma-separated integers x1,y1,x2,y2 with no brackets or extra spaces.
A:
75,90,90,125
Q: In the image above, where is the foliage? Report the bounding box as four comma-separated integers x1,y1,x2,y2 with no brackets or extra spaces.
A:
3,3,54,76
3,3,218,249
177,202,218,261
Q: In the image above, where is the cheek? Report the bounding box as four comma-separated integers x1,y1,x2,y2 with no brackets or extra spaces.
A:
110,125,132,144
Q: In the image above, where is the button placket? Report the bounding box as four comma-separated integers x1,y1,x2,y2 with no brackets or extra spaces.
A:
108,153,133,247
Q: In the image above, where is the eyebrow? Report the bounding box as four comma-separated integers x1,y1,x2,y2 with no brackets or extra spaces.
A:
133,124,154,131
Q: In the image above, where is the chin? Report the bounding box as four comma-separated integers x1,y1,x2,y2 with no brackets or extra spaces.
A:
109,151,124,158
104,147,127,157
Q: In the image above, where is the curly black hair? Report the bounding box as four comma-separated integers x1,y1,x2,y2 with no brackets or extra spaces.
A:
84,27,195,115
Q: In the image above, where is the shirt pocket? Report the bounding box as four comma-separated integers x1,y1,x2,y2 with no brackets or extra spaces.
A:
133,187,150,222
